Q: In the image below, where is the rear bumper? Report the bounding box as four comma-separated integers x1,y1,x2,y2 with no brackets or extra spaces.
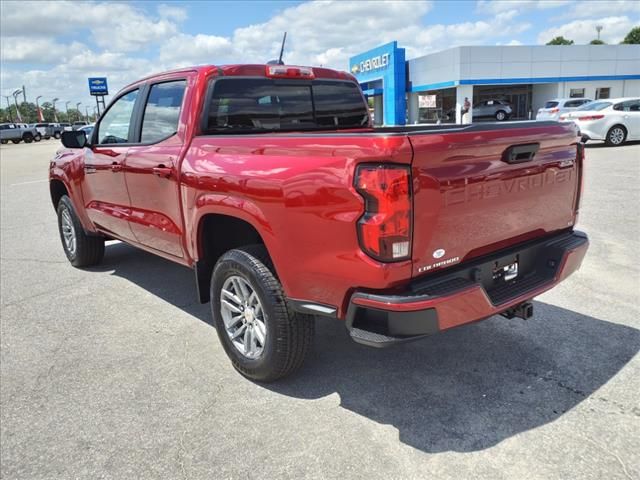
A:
346,230,588,347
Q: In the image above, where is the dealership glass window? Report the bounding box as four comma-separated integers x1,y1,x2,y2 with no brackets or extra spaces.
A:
205,79,368,133
569,88,585,98
97,89,139,144
596,87,610,100
141,80,186,143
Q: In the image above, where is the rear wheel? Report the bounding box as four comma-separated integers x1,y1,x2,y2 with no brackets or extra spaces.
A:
605,125,626,146
0,140,7,144
11,139,20,144
22,134,33,143
211,245,314,382
495,110,507,121
34,133,42,142
57,195,105,267
54,132,61,139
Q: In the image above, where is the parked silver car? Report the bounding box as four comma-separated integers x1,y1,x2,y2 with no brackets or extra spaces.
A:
536,98,593,121
0,123,41,143
473,99,513,121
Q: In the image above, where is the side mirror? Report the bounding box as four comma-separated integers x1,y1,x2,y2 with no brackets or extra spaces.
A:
61,130,87,149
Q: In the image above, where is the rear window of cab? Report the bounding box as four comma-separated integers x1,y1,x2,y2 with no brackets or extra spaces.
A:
204,78,369,134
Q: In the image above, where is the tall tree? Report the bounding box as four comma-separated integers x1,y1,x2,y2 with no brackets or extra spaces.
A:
621,26,640,44
546,36,574,45
589,39,605,45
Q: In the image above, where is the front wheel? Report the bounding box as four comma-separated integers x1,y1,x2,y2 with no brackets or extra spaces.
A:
54,132,61,139
0,140,7,144
605,125,627,146
11,139,20,144
57,195,105,267
23,135,33,143
211,246,314,382
495,110,507,121
34,133,42,142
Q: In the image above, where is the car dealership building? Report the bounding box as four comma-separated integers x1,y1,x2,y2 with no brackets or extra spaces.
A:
349,42,640,125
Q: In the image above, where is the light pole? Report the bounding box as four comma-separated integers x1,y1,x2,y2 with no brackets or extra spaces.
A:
596,25,603,40
12,89,23,123
3,96,12,122
52,98,59,122
76,102,82,122
36,95,43,121
85,106,90,123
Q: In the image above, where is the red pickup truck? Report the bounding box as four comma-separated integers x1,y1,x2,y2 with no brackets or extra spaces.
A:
50,64,588,381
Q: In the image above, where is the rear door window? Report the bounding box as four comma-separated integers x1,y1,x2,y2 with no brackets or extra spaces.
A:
204,78,368,133
544,101,559,108
140,80,186,143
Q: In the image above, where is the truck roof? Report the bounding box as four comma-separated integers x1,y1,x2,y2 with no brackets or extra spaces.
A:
121,64,357,91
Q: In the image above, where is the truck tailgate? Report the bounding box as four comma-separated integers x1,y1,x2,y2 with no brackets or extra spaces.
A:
409,122,580,277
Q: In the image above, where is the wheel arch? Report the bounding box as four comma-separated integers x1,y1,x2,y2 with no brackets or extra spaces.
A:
194,210,276,303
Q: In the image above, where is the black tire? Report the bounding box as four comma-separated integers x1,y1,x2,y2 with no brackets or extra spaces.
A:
22,134,33,143
495,110,507,121
34,133,42,142
0,140,7,144
57,195,105,267
11,139,20,144
54,132,61,139
605,125,627,146
211,245,314,382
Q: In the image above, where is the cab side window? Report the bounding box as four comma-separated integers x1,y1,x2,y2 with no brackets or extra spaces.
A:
140,80,186,143
97,89,139,144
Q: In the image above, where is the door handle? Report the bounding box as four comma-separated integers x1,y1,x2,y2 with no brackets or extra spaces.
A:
110,162,122,172
153,166,172,178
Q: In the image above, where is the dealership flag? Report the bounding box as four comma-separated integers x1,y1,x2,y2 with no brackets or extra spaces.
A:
38,107,44,122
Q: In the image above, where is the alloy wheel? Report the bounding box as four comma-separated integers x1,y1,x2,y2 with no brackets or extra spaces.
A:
60,208,77,256
609,127,625,145
220,275,267,359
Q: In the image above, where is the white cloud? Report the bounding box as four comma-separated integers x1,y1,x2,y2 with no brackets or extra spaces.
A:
563,0,640,18
157,3,188,22
476,0,571,15
0,38,85,64
158,0,530,70
159,34,232,65
0,1,180,51
537,16,637,44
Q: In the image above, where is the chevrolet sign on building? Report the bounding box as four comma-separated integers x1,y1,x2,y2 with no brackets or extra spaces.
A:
349,41,406,126
351,53,391,75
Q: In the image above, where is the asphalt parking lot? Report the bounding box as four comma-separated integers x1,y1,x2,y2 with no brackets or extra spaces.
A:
1,139,639,479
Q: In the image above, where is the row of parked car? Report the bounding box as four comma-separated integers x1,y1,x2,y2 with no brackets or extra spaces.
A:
536,97,640,146
0,121,89,144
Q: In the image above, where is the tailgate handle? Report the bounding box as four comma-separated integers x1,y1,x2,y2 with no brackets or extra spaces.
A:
502,143,539,164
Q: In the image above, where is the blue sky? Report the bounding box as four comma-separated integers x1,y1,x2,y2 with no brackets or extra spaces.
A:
1,0,638,108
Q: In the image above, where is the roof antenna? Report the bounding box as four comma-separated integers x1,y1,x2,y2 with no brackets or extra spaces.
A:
267,32,287,65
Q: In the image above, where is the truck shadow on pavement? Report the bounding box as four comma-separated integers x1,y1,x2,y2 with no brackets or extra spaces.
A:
97,242,640,454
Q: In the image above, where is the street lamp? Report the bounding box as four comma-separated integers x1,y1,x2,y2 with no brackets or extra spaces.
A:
3,96,12,122
596,25,603,40
85,106,90,123
36,95,43,121
76,102,82,122
52,98,59,122
12,89,23,123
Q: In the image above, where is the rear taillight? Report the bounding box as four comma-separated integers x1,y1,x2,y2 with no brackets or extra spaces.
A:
354,164,412,262
265,65,315,79
576,115,604,121
575,142,585,212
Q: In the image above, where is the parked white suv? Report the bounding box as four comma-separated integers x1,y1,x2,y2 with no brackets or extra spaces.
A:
536,98,593,121
560,98,640,146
